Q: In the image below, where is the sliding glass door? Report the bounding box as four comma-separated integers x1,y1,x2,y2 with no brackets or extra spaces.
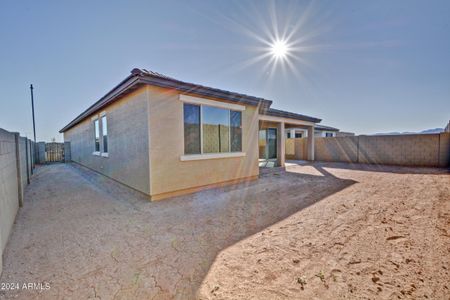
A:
259,128,277,159
266,128,277,159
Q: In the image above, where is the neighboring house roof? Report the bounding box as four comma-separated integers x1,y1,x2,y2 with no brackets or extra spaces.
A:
315,124,339,132
60,68,321,132
260,107,321,123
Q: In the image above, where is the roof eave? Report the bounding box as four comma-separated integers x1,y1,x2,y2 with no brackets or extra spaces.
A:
261,108,322,124
59,75,141,133
139,76,272,108
60,69,273,133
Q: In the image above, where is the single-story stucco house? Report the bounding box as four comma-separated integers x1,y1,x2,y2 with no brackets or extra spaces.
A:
285,124,340,138
60,68,322,200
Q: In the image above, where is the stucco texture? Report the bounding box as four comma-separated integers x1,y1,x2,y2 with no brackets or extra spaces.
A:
63,85,261,199
147,86,260,199
63,88,151,195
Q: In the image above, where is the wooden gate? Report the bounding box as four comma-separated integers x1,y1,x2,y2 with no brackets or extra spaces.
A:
45,142,65,163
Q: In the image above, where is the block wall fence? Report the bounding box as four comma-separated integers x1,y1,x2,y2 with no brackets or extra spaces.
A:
0,128,36,275
286,133,450,167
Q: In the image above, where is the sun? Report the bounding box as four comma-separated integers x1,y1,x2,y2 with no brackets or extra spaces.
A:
271,40,288,59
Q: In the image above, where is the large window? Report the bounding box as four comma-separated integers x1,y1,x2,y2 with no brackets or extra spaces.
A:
94,119,100,152
101,115,108,153
183,103,242,155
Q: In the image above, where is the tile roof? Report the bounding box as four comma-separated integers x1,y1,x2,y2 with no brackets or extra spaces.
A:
60,68,321,132
260,107,321,123
315,124,339,131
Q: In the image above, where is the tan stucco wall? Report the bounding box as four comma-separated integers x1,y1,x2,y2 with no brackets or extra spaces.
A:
147,86,260,198
315,136,358,163
64,87,151,194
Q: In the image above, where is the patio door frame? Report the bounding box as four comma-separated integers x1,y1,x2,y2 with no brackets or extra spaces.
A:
259,128,277,160
266,128,277,159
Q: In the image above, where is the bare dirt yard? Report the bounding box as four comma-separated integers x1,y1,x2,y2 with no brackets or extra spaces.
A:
0,162,449,299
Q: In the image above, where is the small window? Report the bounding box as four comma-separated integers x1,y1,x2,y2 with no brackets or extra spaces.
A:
295,133,303,138
230,111,242,152
94,119,100,152
102,115,108,153
184,103,201,154
202,106,230,153
325,132,333,137
287,132,291,138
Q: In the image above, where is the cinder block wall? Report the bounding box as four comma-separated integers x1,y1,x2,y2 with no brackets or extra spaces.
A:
0,128,34,275
18,137,28,201
287,133,450,167
315,136,358,163
0,129,19,274
438,133,450,167
357,134,440,166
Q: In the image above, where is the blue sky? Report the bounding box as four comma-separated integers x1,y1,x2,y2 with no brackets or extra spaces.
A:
1,0,449,141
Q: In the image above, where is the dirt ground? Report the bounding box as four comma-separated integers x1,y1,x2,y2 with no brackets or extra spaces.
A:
0,162,449,299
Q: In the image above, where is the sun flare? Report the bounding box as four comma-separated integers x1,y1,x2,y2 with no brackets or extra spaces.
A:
271,40,288,59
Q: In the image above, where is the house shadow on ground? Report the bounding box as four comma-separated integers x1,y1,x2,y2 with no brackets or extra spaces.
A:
126,164,357,298
71,163,357,298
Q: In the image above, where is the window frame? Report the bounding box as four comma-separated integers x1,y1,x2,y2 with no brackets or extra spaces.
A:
230,110,242,152
93,116,100,155
180,95,245,161
201,105,232,154
183,103,202,155
100,112,108,157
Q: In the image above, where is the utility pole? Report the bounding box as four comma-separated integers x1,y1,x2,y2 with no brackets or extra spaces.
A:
30,84,36,143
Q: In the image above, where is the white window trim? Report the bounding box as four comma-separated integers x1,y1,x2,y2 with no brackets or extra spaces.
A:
200,105,203,154
93,118,100,154
101,113,108,154
180,152,245,161
180,94,245,111
181,102,245,160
